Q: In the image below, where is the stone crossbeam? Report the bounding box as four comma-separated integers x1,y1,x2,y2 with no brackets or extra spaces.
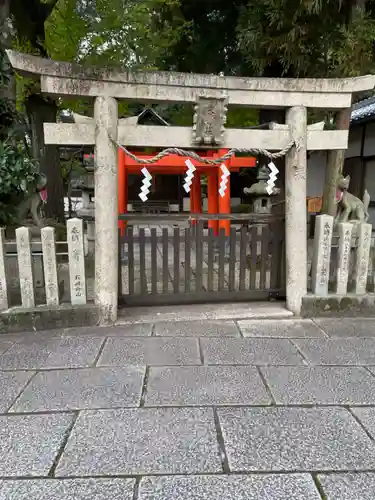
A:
44,123,348,151
40,77,351,108
7,50,375,108
6,50,375,93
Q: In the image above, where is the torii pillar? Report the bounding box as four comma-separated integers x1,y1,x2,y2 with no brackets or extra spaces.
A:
94,97,119,324
285,106,307,315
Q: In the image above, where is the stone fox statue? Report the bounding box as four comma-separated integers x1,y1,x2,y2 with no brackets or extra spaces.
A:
17,173,48,227
335,174,370,223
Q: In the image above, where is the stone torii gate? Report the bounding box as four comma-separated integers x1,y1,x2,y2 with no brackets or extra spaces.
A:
6,50,375,323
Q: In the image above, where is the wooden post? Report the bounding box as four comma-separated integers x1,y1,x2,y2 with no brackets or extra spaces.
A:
207,170,219,235
94,96,119,323
321,109,351,216
218,163,231,237
285,106,307,315
192,172,202,212
118,148,127,235
191,172,201,226
218,150,231,237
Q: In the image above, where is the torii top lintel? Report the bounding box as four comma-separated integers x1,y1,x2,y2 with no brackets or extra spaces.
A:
6,50,375,109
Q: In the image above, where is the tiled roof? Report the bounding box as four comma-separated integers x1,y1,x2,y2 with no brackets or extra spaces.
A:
351,97,375,123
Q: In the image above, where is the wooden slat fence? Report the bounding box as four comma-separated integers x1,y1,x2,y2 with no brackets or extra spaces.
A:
118,214,285,306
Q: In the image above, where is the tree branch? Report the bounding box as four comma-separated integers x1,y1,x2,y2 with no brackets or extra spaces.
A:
44,0,60,19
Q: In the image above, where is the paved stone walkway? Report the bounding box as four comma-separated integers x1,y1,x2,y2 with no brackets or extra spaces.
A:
1,310,375,498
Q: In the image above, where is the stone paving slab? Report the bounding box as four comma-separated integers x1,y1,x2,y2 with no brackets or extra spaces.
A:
293,338,375,365
218,407,375,471
138,474,321,500
0,413,74,476
0,371,35,412
238,319,326,338
0,340,15,355
0,337,104,370
10,366,145,412
318,473,375,500
145,366,271,406
350,407,375,439
261,366,375,405
0,340,52,369
154,320,240,337
201,338,304,365
41,337,105,369
56,408,221,476
314,318,375,338
98,338,200,366
0,478,135,500
63,324,153,337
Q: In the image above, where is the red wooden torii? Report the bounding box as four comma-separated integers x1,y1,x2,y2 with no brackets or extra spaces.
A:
118,148,256,236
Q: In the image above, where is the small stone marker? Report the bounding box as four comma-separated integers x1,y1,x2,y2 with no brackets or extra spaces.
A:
41,227,59,306
0,228,8,310
16,227,35,308
67,218,86,305
336,223,353,295
311,214,333,296
354,223,372,295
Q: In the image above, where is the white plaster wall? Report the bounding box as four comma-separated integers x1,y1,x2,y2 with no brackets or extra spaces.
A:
307,152,327,197
364,159,375,227
188,197,242,212
368,207,375,227
345,126,363,158
183,198,190,211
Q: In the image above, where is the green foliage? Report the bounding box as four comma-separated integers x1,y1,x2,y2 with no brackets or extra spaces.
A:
237,0,375,78
44,0,191,116
0,141,39,225
0,142,38,197
227,108,259,128
159,0,248,75
331,9,375,77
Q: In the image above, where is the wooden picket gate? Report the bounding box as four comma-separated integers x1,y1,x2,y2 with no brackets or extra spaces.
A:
118,214,285,306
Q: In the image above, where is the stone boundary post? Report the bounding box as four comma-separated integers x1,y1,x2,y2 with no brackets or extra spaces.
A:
0,228,8,310
336,223,352,295
67,218,87,305
354,223,372,295
311,214,334,296
16,227,35,308
41,227,59,306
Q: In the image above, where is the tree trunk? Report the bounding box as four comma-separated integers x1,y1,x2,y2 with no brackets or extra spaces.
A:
321,0,368,216
26,94,65,223
321,108,351,216
0,0,11,66
321,0,366,216
0,0,16,132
